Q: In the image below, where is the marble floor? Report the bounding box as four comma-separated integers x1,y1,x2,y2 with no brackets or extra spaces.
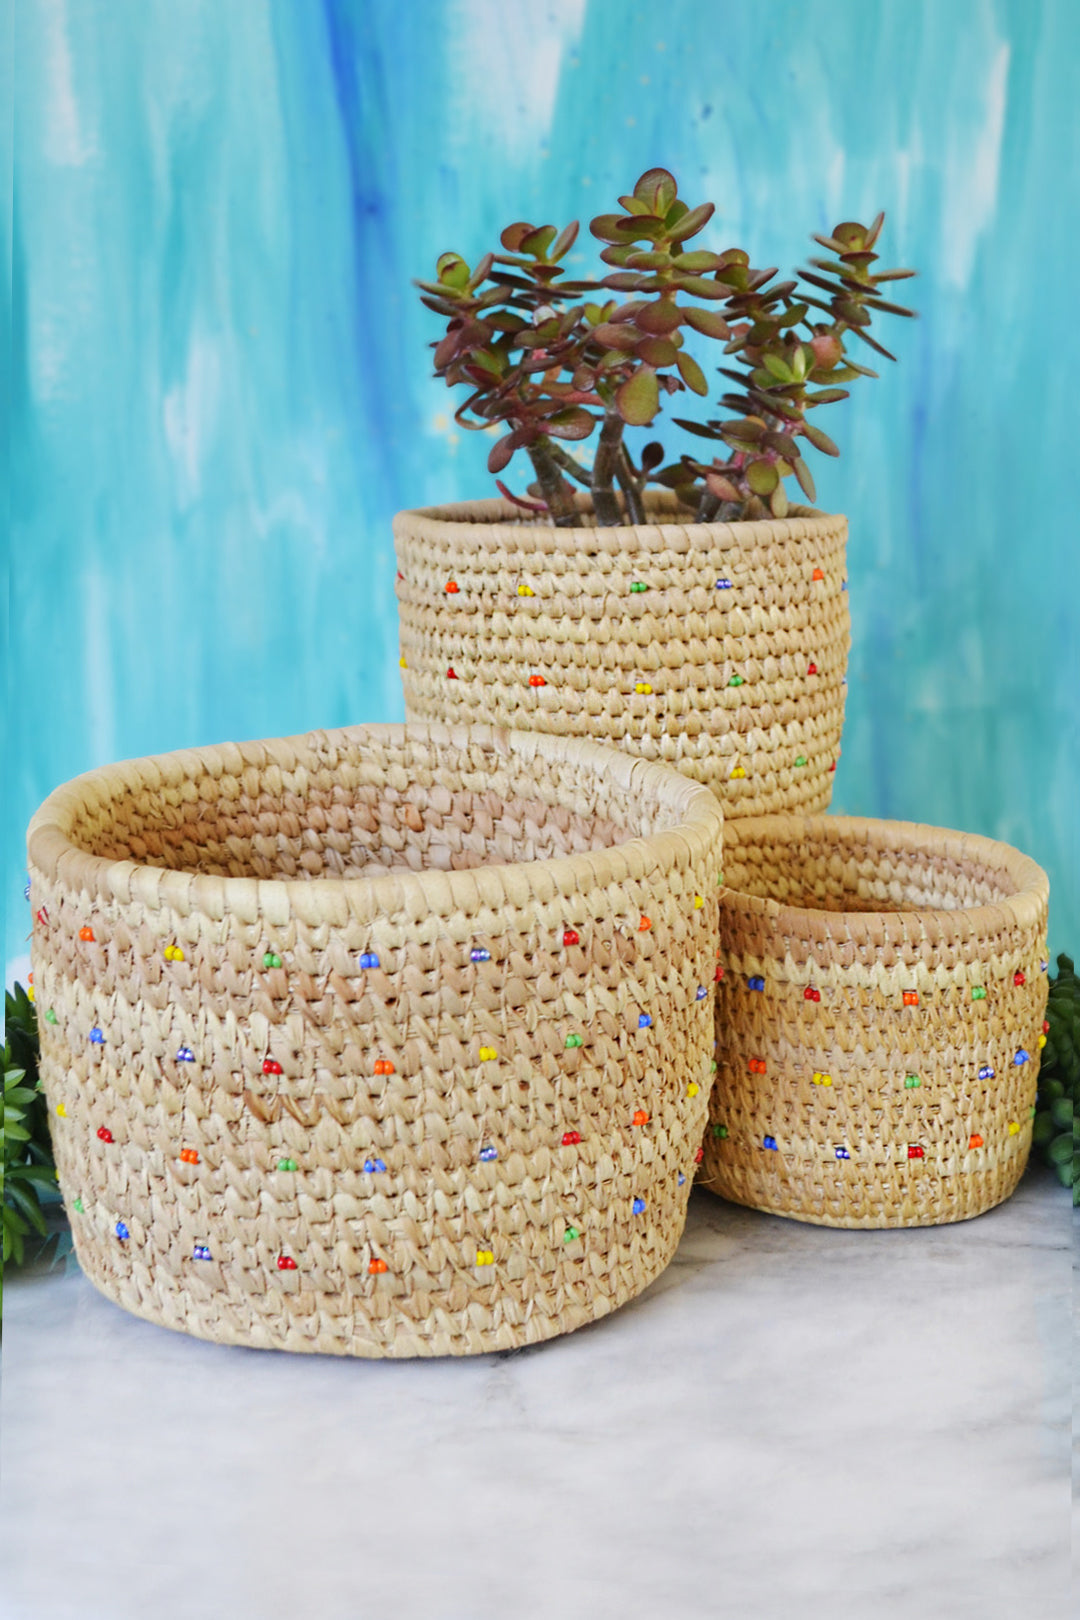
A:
1,1167,1073,1620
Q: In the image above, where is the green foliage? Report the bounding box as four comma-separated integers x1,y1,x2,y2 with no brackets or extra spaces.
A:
418,167,915,526
2,984,57,1308
1033,955,1079,1201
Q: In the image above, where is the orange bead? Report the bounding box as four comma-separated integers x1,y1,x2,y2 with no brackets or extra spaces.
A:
639,916,652,931
812,567,824,581
369,1258,388,1274
969,1134,984,1148
902,990,919,1007
445,581,460,594
632,1109,650,1126
180,1148,199,1165
374,1058,395,1075
528,674,547,688
748,1058,767,1075
79,926,95,942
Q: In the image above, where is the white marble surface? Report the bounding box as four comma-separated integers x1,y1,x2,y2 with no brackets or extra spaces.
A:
1,1167,1072,1620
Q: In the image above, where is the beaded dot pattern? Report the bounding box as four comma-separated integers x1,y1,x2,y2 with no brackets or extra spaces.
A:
393,492,850,818
28,722,722,1358
701,815,1050,1228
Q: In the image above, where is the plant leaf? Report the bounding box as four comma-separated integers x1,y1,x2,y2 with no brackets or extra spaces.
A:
683,306,729,340
616,368,660,425
667,202,716,243
634,168,679,213
746,460,779,495
802,421,840,456
635,299,683,335
676,352,708,394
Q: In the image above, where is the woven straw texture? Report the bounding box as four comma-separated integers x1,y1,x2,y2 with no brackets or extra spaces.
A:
699,816,1050,1228
27,723,723,1358
393,490,849,818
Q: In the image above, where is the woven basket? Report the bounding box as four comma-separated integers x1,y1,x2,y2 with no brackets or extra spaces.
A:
27,723,723,1358
699,816,1050,1228
393,490,849,818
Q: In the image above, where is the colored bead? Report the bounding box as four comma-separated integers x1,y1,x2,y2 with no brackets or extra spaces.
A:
842,580,848,590
89,1027,105,1044
26,983,34,1002
561,1130,581,1146
907,1145,924,1160
978,1065,995,1080
630,581,648,593
176,1046,195,1063
972,986,987,1001
716,578,732,590
687,1082,700,1098
632,1197,646,1214
1013,1049,1030,1065
363,1158,387,1173
763,1135,778,1151
73,1197,84,1213
904,1073,920,1089
633,682,653,696
1038,1033,1047,1048
193,1245,212,1262
479,1145,498,1162
715,966,724,982
1042,1019,1050,1033
373,1058,396,1075
812,567,824,581
807,662,818,675
969,1134,984,1148
565,1033,584,1048
276,1255,297,1271
639,915,652,931
445,580,460,593
369,1257,389,1274
828,761,837,772
694,895,704,909
748,1058,767,1074
812,1072,832,1086
564,1225,581,1241
562,929,580,946
478,1046,497,1062
23,880,29,899
1014,971,1026,986
902,991,919,1007
277,1158,297,1172
696,986,708,1001
179,1148,199,1165
517,584,534,596
475,1250,494,1266
96,1126,113,1143
835,1147,850,1160
728,675,744,687
694,1145,704,1163
528,674,547,687
638,1014,652,1028
56,1102,67,1118
1008,1121,1020,1135
1040,960,1048,972
45,1008,58,1024
446,667,458,679
263,951,282,968
804,986,821,1002
712,1124,728,1139
36,908,49,926
359,952,380,970
399,656,407,668
747,975,765,991
632,1109,650,1126
729,765,746,778
79,926,95,942
470,947,491,963
678,1172,686,1187
794,755,808,768
115,1222,129,1241
262,1058,283,1075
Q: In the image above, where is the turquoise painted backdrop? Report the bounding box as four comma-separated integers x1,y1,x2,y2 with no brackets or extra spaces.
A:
7,0,1078,973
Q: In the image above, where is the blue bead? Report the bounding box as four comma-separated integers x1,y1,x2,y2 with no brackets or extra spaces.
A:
359,952,380,970
115,1222,129,1241
479,1146,498,1162
841,581,849,591
678,1173,686,1186
638,1013,652,1028
23,881,30,900
470,948,491,963
1013,1049,1030,1065
978,1064,995,1080
835,1147,850,1160
89,1027,105,1044
176,1046,195,1062
763,1135,778,1151
193,1245,211,1261
715,578,733,590
695,986,708,1000
632,1197,646,1214
747,975,765,991
1040,960,1048,973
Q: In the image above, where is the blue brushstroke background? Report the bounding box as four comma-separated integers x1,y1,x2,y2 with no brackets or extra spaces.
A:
7,0,1078,975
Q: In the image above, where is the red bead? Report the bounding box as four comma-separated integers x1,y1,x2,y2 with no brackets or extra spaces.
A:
562,929,580,946
1043,1019,1050,1033
528,674,547,688
807,662,818,675
447,667,458,679
36,908,49,926
804,986,820,1002
276,1255,297,1271
828,761,837,772
262,1058,283,1075
1014,971,1026,986
96,1126,113,1143
445,581,460,594
907,1145,924,1160
694,1146,704,1164
561,1130,581,1145
748,1058,767,1074
714,966,724,981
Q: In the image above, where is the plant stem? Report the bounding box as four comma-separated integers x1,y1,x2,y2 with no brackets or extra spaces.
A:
616,446,646,525
696,489,720,522
546,443,593,488
527,438,578,526
590,412,625,526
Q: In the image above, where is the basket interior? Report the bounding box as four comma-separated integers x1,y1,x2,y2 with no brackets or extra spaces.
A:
725,825,1020,915
62,731,678,883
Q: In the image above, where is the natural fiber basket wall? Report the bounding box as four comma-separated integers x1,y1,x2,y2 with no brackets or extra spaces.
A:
28,723,724,1357
394,490,849,818
699,816,1050,1228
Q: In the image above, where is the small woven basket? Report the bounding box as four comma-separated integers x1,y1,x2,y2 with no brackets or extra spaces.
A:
699,816,1050,1227
394,490,849,818
28,723,723,1357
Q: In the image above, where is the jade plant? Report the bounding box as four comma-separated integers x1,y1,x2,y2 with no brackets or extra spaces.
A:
2,983,56,1309
1033,954,1079,1201
417,167,915,526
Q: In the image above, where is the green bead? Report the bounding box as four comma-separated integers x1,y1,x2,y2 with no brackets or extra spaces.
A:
972,986,987,1000
45,1008,58,1024
728,675,744,687
264,952,282,969
565,1034,583,1048
711,1060,718,1072
712,1124,728,1140
629,581,648,593
904,1074,920,1088
564,1226,580,1242
277,1158,297,1172
73,1197,84,1213
794,755,808,767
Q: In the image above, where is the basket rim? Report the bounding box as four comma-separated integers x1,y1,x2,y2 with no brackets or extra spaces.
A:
26,722,724,928
393,488,846,554
719,813,1049,941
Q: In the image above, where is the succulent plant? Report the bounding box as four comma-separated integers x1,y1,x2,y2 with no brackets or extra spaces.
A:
1033,954,1079,1200
418,168,915,525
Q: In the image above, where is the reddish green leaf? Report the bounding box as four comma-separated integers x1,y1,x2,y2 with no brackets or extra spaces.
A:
616,368,660,425
437,253,470,289
635,299,683,335
550,220,580,260
683,306,730,340
591,322,639,351
634,168,678,213
545,407,595,441
499,223,535,252
668,202,716,242
705,470,741,502
802,421,840,456
672,251,724,271
769,483,789,518
636,336,679,367
676,352,708,394
793,457,817,501
746,460,779,495
590,213,629,244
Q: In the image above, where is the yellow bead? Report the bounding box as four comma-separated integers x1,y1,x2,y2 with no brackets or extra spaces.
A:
476,1250,494,1266
1038,1033,1047,1048
812,1072,833,1086
694,896,704,909
399,656,407,668
27,986,35,1002
634,682,653,695
1008,1121,1019,1135
518,584,534,596
687,1081,700,1098
478,1046,497,1062
56,1102,67,1117
730,766,746,779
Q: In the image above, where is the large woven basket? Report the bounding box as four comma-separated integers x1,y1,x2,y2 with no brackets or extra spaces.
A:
699,816,1050,1227
394,490,849,818
27,723,723,1357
